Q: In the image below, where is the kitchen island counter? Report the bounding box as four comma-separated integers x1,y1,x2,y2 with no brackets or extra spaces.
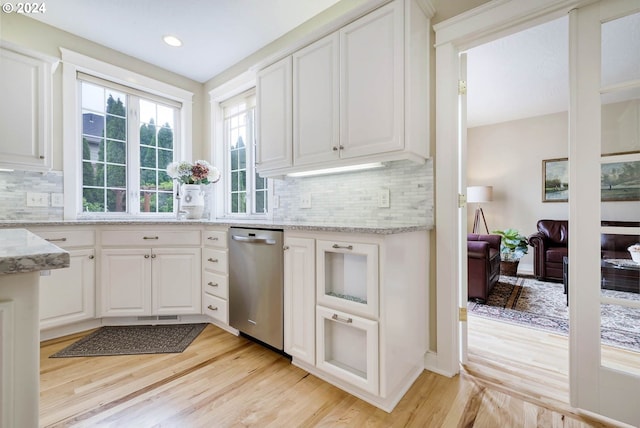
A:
0,229,69,428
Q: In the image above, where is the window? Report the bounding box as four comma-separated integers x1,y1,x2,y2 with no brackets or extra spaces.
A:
61,49,193,220
223,90,268,216
79,77,179,215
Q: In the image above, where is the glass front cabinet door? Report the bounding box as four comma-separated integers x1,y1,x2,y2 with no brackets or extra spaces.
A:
316,239,379,318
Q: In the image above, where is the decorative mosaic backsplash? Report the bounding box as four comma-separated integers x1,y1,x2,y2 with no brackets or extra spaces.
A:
0,170,64,221
271,159,433,228
0,159,433,227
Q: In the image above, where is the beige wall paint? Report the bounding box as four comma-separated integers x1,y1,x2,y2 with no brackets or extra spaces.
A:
468,109,640,273
0,13,206,170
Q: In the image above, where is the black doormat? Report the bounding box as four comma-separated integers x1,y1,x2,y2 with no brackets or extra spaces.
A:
50,323,207,358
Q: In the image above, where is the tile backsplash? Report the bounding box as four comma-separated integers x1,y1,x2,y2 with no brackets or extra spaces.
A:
0,170,64,221
0,159,434,227
271,159,433,228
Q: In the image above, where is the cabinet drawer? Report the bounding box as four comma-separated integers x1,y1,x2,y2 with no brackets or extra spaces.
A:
31,229,95,248
101,229,201,247
203,294,228,324
203,271,228,299
203,248,228,274
203,229,228,248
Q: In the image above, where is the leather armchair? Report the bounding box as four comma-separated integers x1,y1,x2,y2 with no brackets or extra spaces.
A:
529,220,568,282
468,234,502,302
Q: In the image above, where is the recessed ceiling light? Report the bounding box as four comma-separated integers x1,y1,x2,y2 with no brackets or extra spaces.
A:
163,35,182,47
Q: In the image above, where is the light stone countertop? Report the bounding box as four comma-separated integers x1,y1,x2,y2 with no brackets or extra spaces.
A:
0,218,431,235
0,228,70,275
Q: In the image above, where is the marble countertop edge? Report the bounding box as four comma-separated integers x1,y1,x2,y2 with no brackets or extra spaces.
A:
0,229,70,275
0,219,432,235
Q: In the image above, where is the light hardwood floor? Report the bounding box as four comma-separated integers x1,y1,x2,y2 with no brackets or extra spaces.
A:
40,321,625,427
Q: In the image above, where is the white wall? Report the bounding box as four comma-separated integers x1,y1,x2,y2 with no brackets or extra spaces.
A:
468,108,640,273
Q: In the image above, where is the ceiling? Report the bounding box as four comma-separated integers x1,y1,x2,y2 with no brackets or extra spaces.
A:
27,0,342,83
26,3,639,127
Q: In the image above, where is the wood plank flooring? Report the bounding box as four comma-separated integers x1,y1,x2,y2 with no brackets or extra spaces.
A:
40,322,626,427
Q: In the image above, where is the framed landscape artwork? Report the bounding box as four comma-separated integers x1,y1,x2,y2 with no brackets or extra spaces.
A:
601,160,640,201
542,158,640,202
542,158,568,202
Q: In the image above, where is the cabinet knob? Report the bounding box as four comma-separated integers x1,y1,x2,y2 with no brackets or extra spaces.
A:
207,305,218,311
208,282,218,287
208,236,219,241
88,255,95,260
151,254,157,258
283,245,290,251
208,258,219,263
339,145,344,150
144,254,150,259
332,146,338,151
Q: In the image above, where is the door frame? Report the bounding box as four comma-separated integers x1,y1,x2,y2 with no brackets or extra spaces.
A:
430,0,592,378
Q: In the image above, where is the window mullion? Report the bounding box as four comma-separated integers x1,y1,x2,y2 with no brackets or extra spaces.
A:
128,95,141,214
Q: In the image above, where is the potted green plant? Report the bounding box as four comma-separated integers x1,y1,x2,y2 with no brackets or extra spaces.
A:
491,228,529,276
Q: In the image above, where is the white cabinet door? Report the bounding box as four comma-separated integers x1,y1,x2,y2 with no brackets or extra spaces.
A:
339,0,404,159
100,249,151,316
152,248,201,315
293,33,340,166
256,56,292,172
284,236,316,365
0,47,52,171
39,248,95,329
316,305,379,395
316,239,379,319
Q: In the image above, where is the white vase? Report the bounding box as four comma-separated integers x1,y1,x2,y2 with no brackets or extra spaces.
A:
181,184,205,219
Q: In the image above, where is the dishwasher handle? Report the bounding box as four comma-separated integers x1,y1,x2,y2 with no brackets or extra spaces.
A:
232,235,277,245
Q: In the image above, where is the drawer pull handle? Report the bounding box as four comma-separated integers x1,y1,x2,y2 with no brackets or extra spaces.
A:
143,236,159,240
332,244,353,250
208,236,219,241
208,282,219,287
207,305,218,311
331,314,353,324
208,258,219,263
46,238,67,242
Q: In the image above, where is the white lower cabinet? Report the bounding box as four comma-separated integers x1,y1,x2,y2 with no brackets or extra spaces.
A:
316,305,379,395
39,248,95,329
284,236,316,365
202,228,230,325
29,227,96,330
284,230,428,413
100,228,202,317
101,247,201,316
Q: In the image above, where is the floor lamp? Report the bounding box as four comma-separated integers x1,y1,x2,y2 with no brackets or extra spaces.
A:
467,186,493,234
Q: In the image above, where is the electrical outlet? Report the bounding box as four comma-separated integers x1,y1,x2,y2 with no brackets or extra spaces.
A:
378,188,390,208
300,193,312,209
51,193,64,207
26,192,49,207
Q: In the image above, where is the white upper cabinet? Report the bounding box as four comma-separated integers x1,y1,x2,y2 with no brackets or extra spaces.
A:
256,56,293,171
293,33,340,166
339,1,404,159
256,0,432,177
0,45,56,171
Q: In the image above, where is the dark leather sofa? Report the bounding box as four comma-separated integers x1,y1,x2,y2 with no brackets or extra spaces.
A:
530,219,639,292
529,220,568,282
468,234,502,302
601,229,640,293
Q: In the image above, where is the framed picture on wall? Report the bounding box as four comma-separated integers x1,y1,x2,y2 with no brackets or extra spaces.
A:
601,160,640,201
542,158,569,202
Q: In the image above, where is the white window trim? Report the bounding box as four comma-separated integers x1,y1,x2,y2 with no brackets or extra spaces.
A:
60,48,193,219
209,70,273,220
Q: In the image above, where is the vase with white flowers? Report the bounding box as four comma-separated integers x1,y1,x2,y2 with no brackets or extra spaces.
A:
166,160,221,219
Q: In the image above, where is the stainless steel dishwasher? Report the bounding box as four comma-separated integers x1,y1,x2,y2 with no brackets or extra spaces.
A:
229,227,284,350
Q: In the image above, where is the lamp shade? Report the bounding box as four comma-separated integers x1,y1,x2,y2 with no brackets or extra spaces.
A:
467,186,493,203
